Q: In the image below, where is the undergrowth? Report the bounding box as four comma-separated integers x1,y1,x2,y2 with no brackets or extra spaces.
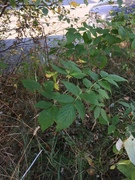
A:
0,1,135,180
0,49,135,179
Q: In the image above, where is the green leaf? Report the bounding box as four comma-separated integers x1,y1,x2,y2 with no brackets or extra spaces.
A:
93,83,100,90
66,30,76,44
97,89,109,99
89,48,98,57
108,125,116,134
108,74,127,82
129,33,135,39
35,0,41,6
38,107,58,131
98,80,111,92
119,101,130,108
22,79,41,91
43,81,54,91
66,28,76,34
0,62,8,69
41,91,55,99
117,161,135,179
75,100,85,120
117,0,123,6
131,102,135,111
89,70,99,81
131,171,135,180
96,55,108,68
112,116,119,125
100,71,108,78
61,60,72,69
131,39,135,49
42,7,49,15
56,104,76,131
24,0,28,5
98,116,108,125
90,28,97,37
84,0,88,6
75,44,85,56
10,0,16,7
70,71,86,79
105,77,119,87
94,106,101,119
75,33,82,41
35,101,52,109
124,108,132,116
83,78,92,88
97,28,109,35
62,81,81,96
104,34,121,45
83,32,91,44
61,60,80,72
96,94,103,103
81,91,99,105
118,26,126,38
53,93,74,103
93,36,101,45
51,106,59,121
51,65,67,75
100,108,109,125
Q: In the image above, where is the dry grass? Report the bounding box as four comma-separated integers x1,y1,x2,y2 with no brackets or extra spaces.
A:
0,75,37,179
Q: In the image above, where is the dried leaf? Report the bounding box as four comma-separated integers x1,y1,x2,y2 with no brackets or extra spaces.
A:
57,6,61,13
87,168,95,176
124,96,130,101
70,1,79,8
84,153,94,166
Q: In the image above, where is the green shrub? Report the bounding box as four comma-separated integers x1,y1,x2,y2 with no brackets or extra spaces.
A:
22,60,127,132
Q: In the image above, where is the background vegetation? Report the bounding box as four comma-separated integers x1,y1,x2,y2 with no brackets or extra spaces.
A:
0,0,135,179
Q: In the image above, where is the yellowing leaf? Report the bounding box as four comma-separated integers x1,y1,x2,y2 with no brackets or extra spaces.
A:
54,82,59,91
66,75,72,79
78,59,86,63
52,74,58,83
70,1,79,8
110,165,116,170
46,71,57,78
46,73,52,78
